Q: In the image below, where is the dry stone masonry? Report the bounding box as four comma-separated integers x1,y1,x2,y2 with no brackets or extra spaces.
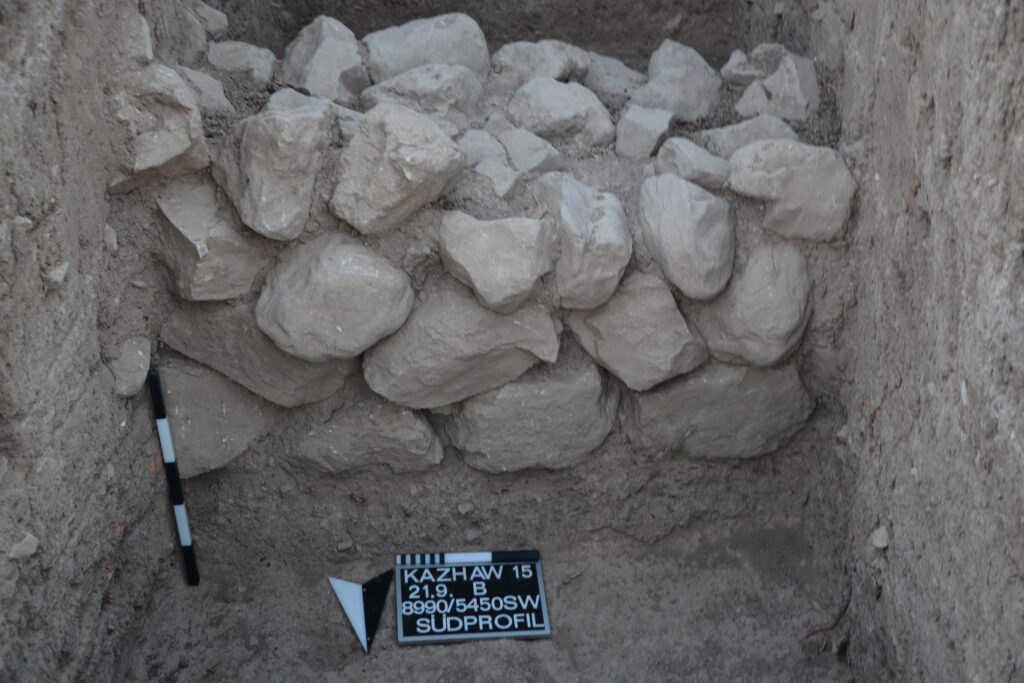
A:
109,8,855,477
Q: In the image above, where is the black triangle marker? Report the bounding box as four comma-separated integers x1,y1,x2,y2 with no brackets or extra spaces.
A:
328,569,394,653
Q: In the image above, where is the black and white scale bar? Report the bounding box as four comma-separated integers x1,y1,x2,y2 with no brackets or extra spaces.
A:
396,550,540,566
147,368,200,587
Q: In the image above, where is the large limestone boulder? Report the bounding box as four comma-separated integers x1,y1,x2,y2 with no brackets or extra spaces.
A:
207,41,276,85
190,1,228,38
295,389,443,474
697,244,811,367
567,272,707,391
655,137,729,190
213,97,330,241
329,104,465,235
490,40,591,91
695,114,797,159
639,174,735,300
720,43,788,85
255,234,414,362
735,54,820,122
161,302,357,407
626,363,814,459
496,127,564,173
445,345,618,472
439,212,555,313
728,139,857,241
507,77,615,147
280,15,369,106
171,65,235,114
155,176,268,301
363,283,560,409
362,13,490,81
361,64,484,132
160,355,283,479
266,88,364,142
629,40,720,122
534,173,631,309
109,64,209,192
615,104,674,158
583,52,646,108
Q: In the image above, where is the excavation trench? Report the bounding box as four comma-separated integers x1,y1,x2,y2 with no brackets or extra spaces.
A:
2,0,1021,681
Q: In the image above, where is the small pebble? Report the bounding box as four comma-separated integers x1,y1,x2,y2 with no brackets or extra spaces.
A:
870,526,890,550
465,529,481,542
457,502,474,515
8,531,39,560
42,261,70,290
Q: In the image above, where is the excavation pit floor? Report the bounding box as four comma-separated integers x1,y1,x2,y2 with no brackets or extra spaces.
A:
116,525,859,681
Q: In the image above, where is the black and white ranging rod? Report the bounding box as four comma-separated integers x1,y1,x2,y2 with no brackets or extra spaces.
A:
146,368,200,586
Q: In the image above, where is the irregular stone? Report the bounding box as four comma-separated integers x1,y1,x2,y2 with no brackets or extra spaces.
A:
363,283,560,409
109,64,209,192
207,41,276,85
720,43,788,85
615,104,673,158
255,234,413,361
212,96,330,240
483,112,515,137
583,52,647,108
445,345,618,472
458,130,507,166
109,337,151,398
695,114,798,159
439,211,555,313
104,224,119,253
160,355,282,478
363,13,490,81
7,532,38,560
280,15,369,106
190,1,229,37
362,64,483,131
534,172,631,309
568,272,706,391
329,104,465,235
179,9,209,64
507,77,615,147
697,244,811,367
639,174,735,300
161,302,357,407
655,137,729,190
630,64,721,122
871,526,891,550
648,39,714,78
490,40,591,91
266,88,364,142
735,54,820,121
41,261,70,291
496,127,564,173
627,363,814,459
171,65,235,114
122,11,153,67
155,176,268,300
474,159,524,200
727,139,857,241
294,390,442,473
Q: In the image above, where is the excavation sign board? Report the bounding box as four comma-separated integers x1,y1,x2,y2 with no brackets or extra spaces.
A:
395,550,551,644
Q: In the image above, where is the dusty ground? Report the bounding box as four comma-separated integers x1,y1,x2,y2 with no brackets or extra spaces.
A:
1,0,1021,681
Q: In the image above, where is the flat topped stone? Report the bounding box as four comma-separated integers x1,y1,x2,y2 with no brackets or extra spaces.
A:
697,243,811,367
155,175,268,301
728,138,857,241
445,344,619,473
568,271,707,391
363,13,490,81
695,114,798,159
330,103,465,235
363,282,560,409
161,302,357,408
207,41,276,85
490,39,591,91
507,77,615,147
361,63,484,132
439,211,555,313
616,104,674,158
627,363,814,459
639,173,735,300
295,388,443,474
735,54,820,122
255,234,414,362
655,137,729,190
584,52,647,108
720,43,788,85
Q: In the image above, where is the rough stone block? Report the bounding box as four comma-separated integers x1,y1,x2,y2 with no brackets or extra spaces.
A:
583,52,647,108
280,15,369,106
720,43,788,85
655,137,729,189
363,13,490,81
207,41,276,85
109,337,150,398
496,127,564,173
490,40,591,91
735,54,820,122
361,64,483,132
507,77,615,147
615,104,674,158
695,114,798,159
171,65,235,114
